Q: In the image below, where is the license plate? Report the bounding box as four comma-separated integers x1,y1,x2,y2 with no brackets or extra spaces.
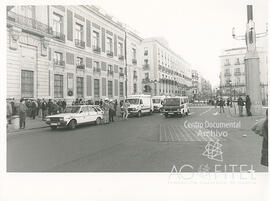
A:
168,112,174,115
51,123,58,126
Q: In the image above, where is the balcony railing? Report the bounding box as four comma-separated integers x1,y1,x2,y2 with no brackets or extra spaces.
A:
93,46,101,54
234,71,242,76
143,64,150,70
118,55,124,60
53,59,65,67
224,72,231,77
224,63,231,66
142,78,150,84
75,39,85,49
119,72,124,77
7,11,53,36
52,31,65,42
76,64,85,70
107,51,114,57
132,59,137,65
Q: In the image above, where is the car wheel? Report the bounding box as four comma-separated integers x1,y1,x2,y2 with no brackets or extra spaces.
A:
149,110,153,115
50,126,57,130
164,113,168,118
96,117,101,125
137,111,142,117
68,120,76,130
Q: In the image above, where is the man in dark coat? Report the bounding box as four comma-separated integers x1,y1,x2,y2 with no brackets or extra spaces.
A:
109,101,115,122
219,98,225,113
245,95,252,116
261,109,268,166
48,99,53,115
41,99,47,120
237,96,244,117
31,100,37,119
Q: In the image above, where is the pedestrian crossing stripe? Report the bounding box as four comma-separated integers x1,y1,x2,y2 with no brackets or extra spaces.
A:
159,125,225,142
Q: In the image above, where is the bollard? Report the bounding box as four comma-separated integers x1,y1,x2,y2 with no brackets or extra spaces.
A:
11,115,20,130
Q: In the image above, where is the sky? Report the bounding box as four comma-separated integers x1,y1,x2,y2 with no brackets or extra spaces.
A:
91,0,268,87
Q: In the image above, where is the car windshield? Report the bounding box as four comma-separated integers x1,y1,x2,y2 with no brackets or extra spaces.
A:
126,99,139,104
164,98,180,106
152,99,161,104
63,106,80,113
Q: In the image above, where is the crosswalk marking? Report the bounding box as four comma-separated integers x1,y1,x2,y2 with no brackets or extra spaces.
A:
159,125,225,142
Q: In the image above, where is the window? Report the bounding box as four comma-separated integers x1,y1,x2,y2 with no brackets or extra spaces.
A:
54,74,63,98
120,82,124,96
106,37,113,52
92,31,99,48
53,13,63,34
235,58,240,65
133,70,137,77
108,65,113,72
225,69,230,74
235,68,240,73
75,23,83,41
76,77,84,97
53,51,63,65
93,61,100,71
133,83,137,94
94,79,100,97
108,81,113,97
119,67,123,74
145,73,149,79
144,59,148,65
118,42,123,56
225,59,230,66
21,6,33,18
132,48,136,59
21,70,34,98
76,57,83,66
144,48,148,56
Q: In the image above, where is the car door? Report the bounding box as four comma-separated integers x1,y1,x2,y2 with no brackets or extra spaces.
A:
88,106,98,122
77,106,88,124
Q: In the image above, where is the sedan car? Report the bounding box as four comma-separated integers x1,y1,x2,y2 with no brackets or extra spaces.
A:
45,105,104,130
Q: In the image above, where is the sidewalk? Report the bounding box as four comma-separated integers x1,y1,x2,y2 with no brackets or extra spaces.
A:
226,104,267,118
7,117,49,134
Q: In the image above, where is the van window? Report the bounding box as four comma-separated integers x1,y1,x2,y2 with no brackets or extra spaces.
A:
140,99,143,104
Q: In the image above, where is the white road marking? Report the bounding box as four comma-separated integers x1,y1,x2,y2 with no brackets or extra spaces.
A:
199,108,212,116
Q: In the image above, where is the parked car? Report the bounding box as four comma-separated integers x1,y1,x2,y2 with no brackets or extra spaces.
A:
45,105,104,130
126,94,153,117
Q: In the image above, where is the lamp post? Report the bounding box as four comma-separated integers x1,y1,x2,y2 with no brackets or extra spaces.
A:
232,5,268,115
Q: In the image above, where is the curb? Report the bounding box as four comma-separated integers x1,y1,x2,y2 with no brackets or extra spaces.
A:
7,125,49,134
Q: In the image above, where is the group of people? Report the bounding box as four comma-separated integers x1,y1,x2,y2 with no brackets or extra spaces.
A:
215,95,252,117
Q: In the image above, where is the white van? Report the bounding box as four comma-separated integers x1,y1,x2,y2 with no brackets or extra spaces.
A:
126,95,153,117
152,96,166,112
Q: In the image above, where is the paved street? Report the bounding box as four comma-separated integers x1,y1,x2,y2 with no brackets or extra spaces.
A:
7,106,268,172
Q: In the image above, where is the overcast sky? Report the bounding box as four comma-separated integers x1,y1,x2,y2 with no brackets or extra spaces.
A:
91,0,268,87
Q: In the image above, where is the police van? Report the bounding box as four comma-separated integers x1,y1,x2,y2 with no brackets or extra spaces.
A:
163,96,190,117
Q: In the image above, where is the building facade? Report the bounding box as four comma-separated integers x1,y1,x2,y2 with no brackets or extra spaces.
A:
6,5,142,103
219,47,268,104
139,37,192,97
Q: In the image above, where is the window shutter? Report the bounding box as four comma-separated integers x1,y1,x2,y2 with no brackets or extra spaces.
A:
66,52,74,65
86,75,92,96
101,62,106,71
114,34,117,56
102,77,106,96
101,27,105,52
67,10,73,41
86,20,91,48
86,57,92,68
114,79,118,96
114,65,118,73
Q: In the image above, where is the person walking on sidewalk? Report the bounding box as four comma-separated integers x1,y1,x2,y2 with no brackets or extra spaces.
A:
122,100,129,120
30,100,37,119
41,99,48,120
6,99,12,125
109,101,115,122
237,96,244,117
19,99,27,129
219,98,225,113
245,95,252,116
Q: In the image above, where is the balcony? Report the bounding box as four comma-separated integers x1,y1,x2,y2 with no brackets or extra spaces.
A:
234,71,242,76
224,63,231,66
93,46,101,54
118,55,124,61
119,72,124,77
75,39,85,49
143,64,150,70
224,72,231,77
107,51,114,58
133,75,138,80
132,59,137,65
142,78,150,84
7,11,53,36
76,64,85,70
52,31,65,42
53,59,65,67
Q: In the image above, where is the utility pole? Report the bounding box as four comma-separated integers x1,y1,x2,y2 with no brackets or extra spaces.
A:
232,5,268,115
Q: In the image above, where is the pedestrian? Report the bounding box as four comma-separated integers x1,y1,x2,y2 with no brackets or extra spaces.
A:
114,99,117,117
219,98,225,113
19,99,27,129
245,95,252,116
62,99,66,110
109,101,115,122
99,99,103,108
41,99,47,120
30,100,37,119
48,99,53,115
122,100,129,120
237,96,244,117
103,99,110,124
6,99,12,125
